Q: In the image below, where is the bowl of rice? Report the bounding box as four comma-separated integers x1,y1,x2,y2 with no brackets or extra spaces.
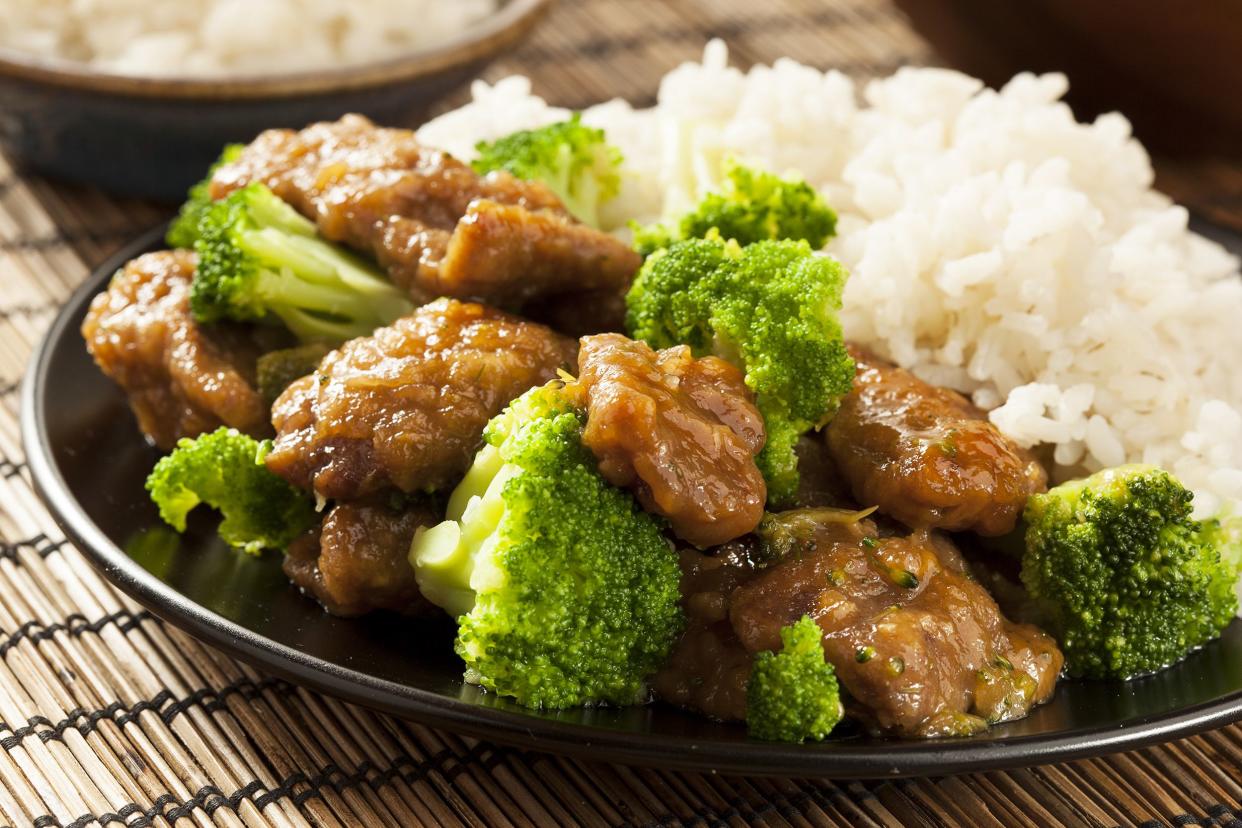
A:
0,0,552,199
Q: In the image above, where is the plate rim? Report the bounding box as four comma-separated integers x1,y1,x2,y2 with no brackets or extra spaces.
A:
21,222,1242,778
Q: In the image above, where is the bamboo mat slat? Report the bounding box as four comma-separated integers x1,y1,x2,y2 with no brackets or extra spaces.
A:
1,1,1242,826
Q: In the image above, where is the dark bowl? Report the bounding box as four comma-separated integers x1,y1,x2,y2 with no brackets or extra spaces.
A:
0,0,552,200
892,0,1242,156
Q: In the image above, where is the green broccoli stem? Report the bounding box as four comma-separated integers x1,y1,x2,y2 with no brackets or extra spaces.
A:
447,444,505,521
251,268,386,323
411,521,476,617
561,158,602,229
191,182,416,345
242,192,318,237
273,307,385,344
412,444,516,617
239,230,410,324
548,143,575,205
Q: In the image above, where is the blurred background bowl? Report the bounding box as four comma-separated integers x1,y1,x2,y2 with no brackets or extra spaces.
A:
892,0,1242,157
0,0,552,201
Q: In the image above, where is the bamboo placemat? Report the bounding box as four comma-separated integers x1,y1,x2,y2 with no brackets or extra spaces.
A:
3,1,1242,826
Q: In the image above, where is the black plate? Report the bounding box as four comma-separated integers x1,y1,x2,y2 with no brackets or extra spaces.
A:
23,223,1242,778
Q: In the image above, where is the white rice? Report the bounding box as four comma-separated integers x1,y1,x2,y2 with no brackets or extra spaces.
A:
421,40,1242,519
0,0,497,76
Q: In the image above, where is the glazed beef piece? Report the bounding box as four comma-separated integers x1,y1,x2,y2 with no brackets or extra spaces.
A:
651,541,765,721
209,115,640,309
730,511,1063,737
578,334,767,548
284,496,440,617
434,201,640,306
81,250,271,450
266,298,575,500
825,346,1047,536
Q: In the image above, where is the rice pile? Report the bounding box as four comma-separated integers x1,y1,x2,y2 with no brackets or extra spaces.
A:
421,40,1242,517
0,0,496,76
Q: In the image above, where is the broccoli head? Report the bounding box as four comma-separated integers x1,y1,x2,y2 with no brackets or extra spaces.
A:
747,615,843,742
409,381,683,708
633,160,837,256
625,235,854,503
471,114,622,228
256,343,331,405
1022,464,1242,678
145,427,316,555
165,143,243,249
191,182,413,343
1198,512,1242,627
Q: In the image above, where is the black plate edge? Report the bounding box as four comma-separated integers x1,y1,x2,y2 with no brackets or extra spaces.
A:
20,222,1242,779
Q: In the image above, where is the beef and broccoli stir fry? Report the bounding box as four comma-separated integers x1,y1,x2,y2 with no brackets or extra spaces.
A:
197,114,640,311
84,114,1242,744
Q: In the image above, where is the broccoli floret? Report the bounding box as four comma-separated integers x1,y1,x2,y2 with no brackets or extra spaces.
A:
165,144,244,249
1198,512,1242,628
145,427,316,555
625,236,854,503
256,343,331,405
747,615,843,742
472,114,622,228
410,381,683,708
191,182,412,343
1022,464,1242,679
633,160,837,256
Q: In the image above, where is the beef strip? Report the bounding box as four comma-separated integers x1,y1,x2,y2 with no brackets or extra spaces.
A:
730,510,1063,737
81,250,272,449
283,496,440,616
209,114,641,310
577,334,767,548
433,200,641,305
265,298,576,500
825,346,1047,536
